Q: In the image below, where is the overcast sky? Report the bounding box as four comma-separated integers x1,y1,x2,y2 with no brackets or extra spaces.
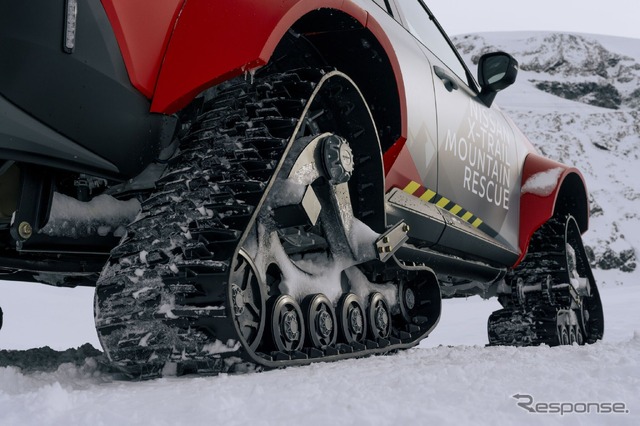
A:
426,0,640,40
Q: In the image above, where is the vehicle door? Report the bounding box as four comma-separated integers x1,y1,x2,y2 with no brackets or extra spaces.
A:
357,0,441,196
393,0,520,256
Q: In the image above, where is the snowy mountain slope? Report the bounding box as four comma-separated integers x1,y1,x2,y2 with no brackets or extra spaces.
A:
454,32,640,274
1,31,640,426
456,32,640,109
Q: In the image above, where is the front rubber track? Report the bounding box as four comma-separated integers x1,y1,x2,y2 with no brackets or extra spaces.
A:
94,69,435,378
488,217,604,347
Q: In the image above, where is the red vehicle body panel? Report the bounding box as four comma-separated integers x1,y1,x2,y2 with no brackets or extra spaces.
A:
517,154,589,264
100,0,185,99
100,0,408,153
153,0,348,114
383,139,423,192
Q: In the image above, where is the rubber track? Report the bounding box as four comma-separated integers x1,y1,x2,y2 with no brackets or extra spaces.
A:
488,216,605,346
95,70,320,377
95,69,437,378
488,218,571,347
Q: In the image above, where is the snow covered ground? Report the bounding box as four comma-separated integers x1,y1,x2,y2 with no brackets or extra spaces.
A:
0,270,638,426
1,31,639,425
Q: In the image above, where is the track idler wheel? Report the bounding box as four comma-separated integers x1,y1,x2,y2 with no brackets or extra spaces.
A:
270,295,305,353
397,269,441,329
230,250,266,351
303,293,338,349
338,293,367,344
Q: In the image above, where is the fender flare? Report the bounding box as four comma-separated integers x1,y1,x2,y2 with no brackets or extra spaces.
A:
101,0,407,147
100,0,186,99
517,153,590,265
151,0,364,114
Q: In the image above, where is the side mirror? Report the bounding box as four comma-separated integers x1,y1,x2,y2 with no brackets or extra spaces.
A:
478,52,518,107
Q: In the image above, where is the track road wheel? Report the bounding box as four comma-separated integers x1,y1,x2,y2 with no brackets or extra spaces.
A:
368,292,391,340
576,326,584,345
303,294,337,349
270,295,305,353
559,324,570,345
338,293,367,344
569,326,578,345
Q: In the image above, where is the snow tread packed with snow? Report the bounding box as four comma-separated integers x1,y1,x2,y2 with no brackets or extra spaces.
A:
94,68,441,378
94,70,314,377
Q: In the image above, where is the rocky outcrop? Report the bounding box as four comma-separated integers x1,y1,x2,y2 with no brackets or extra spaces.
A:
454,33,640,110
595,248,637,272
0,343,103,372
533,81,622,109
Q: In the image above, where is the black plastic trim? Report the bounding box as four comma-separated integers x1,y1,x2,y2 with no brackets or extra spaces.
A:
0,95,118,175
0,0,173,178
396,245,505,284
436,213,520,266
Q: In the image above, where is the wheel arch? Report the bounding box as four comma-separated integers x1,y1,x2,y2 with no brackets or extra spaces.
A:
148,1,405,153
517,153,590,265
100,0,186,99
286,9,403,233
149,3,404,233
555,172,589,231
150,0,351,113
290,9,404,156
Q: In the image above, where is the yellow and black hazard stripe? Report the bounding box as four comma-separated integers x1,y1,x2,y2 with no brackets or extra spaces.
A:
402,181,498,237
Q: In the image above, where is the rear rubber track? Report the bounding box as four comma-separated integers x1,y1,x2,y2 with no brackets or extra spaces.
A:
95,68,440,378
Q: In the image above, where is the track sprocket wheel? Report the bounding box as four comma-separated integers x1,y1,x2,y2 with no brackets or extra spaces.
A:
229,249,266,351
